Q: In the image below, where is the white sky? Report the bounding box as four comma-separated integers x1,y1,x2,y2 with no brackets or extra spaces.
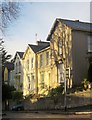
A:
3,1,91,58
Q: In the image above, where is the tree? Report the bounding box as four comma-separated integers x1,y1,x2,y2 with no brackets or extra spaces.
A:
0,38,11,66
2,84,15,101
12,91,23,104
0,1,20,32
48,84,64,97
2,83,16,110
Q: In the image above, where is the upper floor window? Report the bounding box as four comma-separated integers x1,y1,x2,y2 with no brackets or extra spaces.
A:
41,73,44,89
19,61,21,73
27,59,29,70
88,36,92,52
28,76,30,90
46,52,49,65
40,54,43,67
16,63,17,74
31,58,34,69
58,38,62,55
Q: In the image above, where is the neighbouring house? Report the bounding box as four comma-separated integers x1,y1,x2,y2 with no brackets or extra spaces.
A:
36,43,51,96
22,41,50,98
47,18,92,87
3,62,14,86
13,18,92,100
13,52,24,91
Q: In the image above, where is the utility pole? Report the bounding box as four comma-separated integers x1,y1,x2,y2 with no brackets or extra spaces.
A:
64,77,67,111
64,67,70,111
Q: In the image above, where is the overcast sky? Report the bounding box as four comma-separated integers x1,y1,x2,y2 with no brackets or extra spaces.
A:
3,1,91,58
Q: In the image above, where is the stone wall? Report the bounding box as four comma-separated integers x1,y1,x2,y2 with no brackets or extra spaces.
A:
24,90,92,110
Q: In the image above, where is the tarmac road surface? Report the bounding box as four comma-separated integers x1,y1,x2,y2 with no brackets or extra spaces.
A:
1,111,92,120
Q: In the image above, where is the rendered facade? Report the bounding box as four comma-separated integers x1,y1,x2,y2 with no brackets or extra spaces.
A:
5,18,92,99
13,52,24,91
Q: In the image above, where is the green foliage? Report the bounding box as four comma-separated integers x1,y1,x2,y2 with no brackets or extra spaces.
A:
2,83,16,101
12,91,23,102
48,84,64,97
82,78,91,90
67,78,91,94
0,39,12,66
67,85,84,94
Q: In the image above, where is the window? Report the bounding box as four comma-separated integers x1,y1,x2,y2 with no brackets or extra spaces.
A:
31,75,34,90
48,73,50,89
58,38,62,55
27,59,29,70
46,52,49,65
88,36,92,52
19,61,21,73
31,58,34,69
28,76,30,90
40,54,43,67
51,49,54,58
16,63,17,74
41,73,44,89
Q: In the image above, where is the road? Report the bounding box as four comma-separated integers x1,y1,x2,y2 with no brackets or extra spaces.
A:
1,111,92,120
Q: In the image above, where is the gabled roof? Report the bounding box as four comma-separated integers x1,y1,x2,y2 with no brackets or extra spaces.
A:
4,62,14,71
17,52,24,58
13,51,24,62
59,18,92,32
47,18,92,41
28,44,50,53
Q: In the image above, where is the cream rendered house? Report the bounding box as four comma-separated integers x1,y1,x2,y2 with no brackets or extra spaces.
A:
21,18,92,99
22,44,36,96
47,18,92,87
14,52,24,91
4,62,14,86
36,45,51,96
22,42,50,97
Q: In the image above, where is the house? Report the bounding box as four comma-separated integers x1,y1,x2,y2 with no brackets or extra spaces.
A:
47,18,92,87
4,62,14,86
22,41,50,97
13,51,24,91
36,43,51,96
14,18,92,100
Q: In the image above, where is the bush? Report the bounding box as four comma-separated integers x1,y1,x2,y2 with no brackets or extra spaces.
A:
12,91,23,103
82,78,90,90
48,84,64,97
2,83,16,101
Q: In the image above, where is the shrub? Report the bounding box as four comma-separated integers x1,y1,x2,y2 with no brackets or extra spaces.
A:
48,84,64,97
12,91,23,103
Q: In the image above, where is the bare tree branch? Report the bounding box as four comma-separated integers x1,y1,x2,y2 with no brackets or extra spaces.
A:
0,1,20,32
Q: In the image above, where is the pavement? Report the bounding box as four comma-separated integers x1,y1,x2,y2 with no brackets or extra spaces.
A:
1,110,92,120
1,110,92,115
1,105,92,118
